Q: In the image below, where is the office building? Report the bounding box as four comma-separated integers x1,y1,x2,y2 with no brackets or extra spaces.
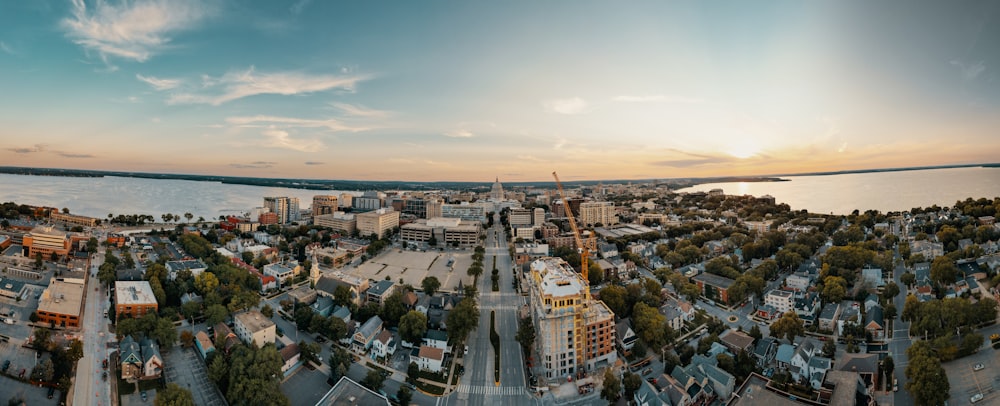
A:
234,310,276,348
37,279,86,328
403,198,428,219
425,198,443,219
356,208,399,239
339,193,354,208
353,191,385,212
534,208,545,226
312,195,339,216
115,281,159,321
314,212,357,234
22,226,71,258
578,201,617,226
49,212,98,227
509,208,533,227
400,217,481,247
440,202,486,223
527,257,617,380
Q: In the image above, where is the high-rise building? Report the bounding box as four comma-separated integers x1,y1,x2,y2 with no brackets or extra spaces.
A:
264,196,300,223
314,212,357,234
288,197,300,222
356,208,400,239
354,191,385,212
403,198,427,219
533,207,545,226
312,195,339,216
339,193,354,208
425,198,443,219
527,257,616,379
578,201,617,226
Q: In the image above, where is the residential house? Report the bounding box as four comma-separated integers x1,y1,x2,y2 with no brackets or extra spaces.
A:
331,305,351,324
234,310,276,348
818,303,841,332
837,304,862,336
911,240,943,260
687,355,736,401
413,345,445,373
865,305,886,341
788,338,831,389
660,297,695,331
756,304,779,321
194,331,215,359
837,352,880,391
615,318,638,353
752,337,777,369
214,323,240,353
372,330,396,359
793,292,821,325
785,274,812,292
774,343,795,371
366,280,396,306
118,336,163,382
353,316,384,353
422,329,450,353
598,242,619,259
311,296,335,317
279,343,301,376
719,330,755,355
315,272,370,306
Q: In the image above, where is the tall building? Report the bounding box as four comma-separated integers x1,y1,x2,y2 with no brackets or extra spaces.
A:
314,212,357,234
312,195,339,216
527,257,617,380
403,198,427,219
578,201,617,226
533,207,545,226
22,226,71,258
264,196,297,224
339,193,354,208
509,208,533,227
425,198,443,219
490,177,505,200
354,191,385,212
356,208,400,239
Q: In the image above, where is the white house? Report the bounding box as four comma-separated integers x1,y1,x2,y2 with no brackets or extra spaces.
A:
422,329,451,354
413,345,444,373
372,330,396,359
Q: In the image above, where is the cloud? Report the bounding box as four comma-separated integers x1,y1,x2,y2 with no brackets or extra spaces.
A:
543,97,588,115
7,144,47,154
0,41,14,55
56,152,96,158
330,103,390,118
304,161,324,165
61,0,211,64
136,74,181,90
230,161,275,169
612,95,703,104
260,128,324,152
169,66,369,105
650,149,736,168
443,129,474,138
226,115,367,133
290,0,312,14
950,60,987,81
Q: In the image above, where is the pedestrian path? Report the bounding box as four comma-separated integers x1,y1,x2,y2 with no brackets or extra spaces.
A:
455,384,525,396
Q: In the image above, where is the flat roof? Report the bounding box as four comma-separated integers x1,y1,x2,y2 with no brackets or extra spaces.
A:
115,281,158,306
234,310,275,333
731,374,800,406
315,376,390,406
38,279,85,316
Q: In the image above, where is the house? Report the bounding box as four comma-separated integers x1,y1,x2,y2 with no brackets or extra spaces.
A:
234,310,276,348
118,336,163,382
911,240,943,260
331,305,351,324
793,292,821,324
687,355,736,401
311,296,335,317
598,242,619,259
214,323,240,353
263,262,297,284
315,272,370,306
788,338,830,389
865,305,886,341
615,318,638,353
372,330,396,359
752,337,777,368
818,303,841,332
805,356,832,389
774,343,795,370
194,331,215,359
764,290,794,315
837,304,862,336
660,297,695,331
353,316,384,353
279,343,301,375
165,259,207,281
691,273,737,305
837,352,880,390
366,280,396,306
413,345,445,373
756,304,779,321
785,273,812,292
422,329,450,353
719,330,755,354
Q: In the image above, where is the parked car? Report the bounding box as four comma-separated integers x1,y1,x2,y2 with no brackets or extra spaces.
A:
47,387,55,399
975,363,985,371
971,393,983,403
140,391,147,402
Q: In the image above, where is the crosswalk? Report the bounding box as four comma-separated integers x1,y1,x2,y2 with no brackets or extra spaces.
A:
456,384,526,396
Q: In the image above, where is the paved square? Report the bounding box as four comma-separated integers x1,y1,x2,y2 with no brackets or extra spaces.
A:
942,347,1000,405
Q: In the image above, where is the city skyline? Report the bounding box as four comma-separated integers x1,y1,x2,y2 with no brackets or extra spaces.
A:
1,1,998,182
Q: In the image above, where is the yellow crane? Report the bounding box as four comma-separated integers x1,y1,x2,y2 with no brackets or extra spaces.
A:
552,171,598,293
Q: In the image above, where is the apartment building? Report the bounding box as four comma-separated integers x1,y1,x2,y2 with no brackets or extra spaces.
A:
314,212,357,234
356,208,400,239
264,196,300,224
234,310,276,348
312,195,339,216
115,281,159,321
578,202,618,226
764,290,795,315
528,257,617,380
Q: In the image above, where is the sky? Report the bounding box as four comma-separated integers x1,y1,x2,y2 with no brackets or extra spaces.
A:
1,1,999,182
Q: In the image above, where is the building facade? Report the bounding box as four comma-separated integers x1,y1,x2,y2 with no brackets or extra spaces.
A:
312,195,339,216
233,310,276,348
115,281,159,321
578,202,617,226
527,257,617,380
314,212,357,234
37,279,85,328
356,208,400,239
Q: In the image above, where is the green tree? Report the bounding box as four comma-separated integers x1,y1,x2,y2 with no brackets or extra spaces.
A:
421,276,441,296
329,347,352,382
601,368,621,402
599,285,628,317
333,285,352,307
407,362,420,384
446,298,480,345
397,386,412,406
361,369,386,392
622,372,642,399
929,257,957,286
770,312,805,342
748,325,762,341
226,344,289,405
30,358,55,381
821,276,847,304
516,318,536,351
882,282,900,302
823,340,837,358
900,272,916,287
632,302,667,349
883,356,894,387
299,341,322,365
905,352,949,406
155,383,195,406
399,311,429,345
380,292,408,327
260,304,274,319
205,304,229,326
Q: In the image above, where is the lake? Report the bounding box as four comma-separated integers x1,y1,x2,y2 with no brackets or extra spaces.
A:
0,174,358,221
676,167,1000,215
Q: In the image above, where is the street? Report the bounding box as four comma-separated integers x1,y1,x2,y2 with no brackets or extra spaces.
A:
72,252,112,406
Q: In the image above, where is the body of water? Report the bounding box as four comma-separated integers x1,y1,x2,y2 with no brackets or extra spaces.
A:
0,174,358,221
676,167,1000,215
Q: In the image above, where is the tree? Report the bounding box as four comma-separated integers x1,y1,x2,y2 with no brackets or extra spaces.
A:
184,212,193,223
155,383,195,406
205,304,229,326
225,344,289,405
623,372,642,399
299,341,321,365
380,292,408,327
748,325,762,341
194,272,220,295
31,358,55,381
333,285,352,307
67,339,84,363
882,282,900,302
823,340,837,358
516,318,536,351
446,298,479,345
421,276,441,296
599,285,628,317
261,304,274,319
930,257,957,286
397,386,412,406
362,369,386,392
601,368,621,402
905,352,950,406
883,356,894,387
632,302,667,349
821,276,847,304
399,311,429,345
407,362,420,384
33,328,51,351
329,347,351,382
900,272,916,287
770,312,805,342
180,331,195,348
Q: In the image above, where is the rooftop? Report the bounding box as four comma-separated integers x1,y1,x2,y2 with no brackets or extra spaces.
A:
731,374,800,406
234,310,276,333
531,257,584,298
115,281,158,306
418,345,444,361
38,279,85,316
314,376,390,406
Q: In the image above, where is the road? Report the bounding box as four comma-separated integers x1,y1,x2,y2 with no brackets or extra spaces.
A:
441,215,537,406
72,252,112,406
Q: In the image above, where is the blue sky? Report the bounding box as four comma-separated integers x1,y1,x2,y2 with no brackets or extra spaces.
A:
1,1,998,181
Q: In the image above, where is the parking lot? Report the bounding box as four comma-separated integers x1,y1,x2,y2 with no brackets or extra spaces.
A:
0,374,58,405
346,250,473,292
0,339,41,380
162,347,226,406
943,347,1000,404
280,366,331,406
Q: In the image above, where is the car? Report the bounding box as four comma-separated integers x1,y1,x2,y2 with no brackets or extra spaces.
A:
975,363,985,371
1,360,9,372
971,393,983,403
47,387,55,399
893,378,898,392
141,391,147,402
464,345,469,355
102,371,107,381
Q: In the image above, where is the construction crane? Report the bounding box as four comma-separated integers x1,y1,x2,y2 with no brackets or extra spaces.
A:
552,171,598,293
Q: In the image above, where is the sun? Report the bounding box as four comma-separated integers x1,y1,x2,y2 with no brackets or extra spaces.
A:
725,140,761,159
